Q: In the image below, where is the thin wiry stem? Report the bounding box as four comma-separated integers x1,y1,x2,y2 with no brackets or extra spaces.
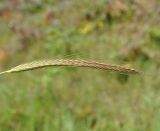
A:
0,59,140,75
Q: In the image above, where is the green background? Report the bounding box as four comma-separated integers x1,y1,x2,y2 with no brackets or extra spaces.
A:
0,0,160,130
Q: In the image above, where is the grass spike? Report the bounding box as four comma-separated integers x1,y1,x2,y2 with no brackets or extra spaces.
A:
0,59,140,75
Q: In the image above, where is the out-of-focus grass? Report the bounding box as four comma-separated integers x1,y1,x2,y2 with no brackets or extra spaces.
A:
0,0,160,131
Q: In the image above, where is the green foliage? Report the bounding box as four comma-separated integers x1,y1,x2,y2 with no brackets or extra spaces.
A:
149,27,160,47
45,28,81,54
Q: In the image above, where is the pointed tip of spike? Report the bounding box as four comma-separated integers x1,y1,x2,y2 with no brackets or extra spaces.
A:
0,70,11,75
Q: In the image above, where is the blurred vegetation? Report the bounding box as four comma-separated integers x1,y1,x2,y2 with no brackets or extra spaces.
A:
0,0,160,131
